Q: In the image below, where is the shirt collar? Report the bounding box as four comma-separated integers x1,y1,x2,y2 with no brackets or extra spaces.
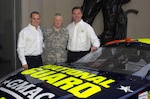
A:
28,23,40,30
52,25,64,32
73,19,83,26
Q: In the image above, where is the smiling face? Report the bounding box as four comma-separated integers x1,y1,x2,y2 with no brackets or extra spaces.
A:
72,8,83,24
30,13,40,29
53,15,63,29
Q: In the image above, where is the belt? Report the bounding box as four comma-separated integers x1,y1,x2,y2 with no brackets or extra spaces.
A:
25,55,41,58
68,50,90,53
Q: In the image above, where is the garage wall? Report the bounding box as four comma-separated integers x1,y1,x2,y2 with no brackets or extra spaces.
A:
21,0,150,38
21,0,83,28
123,0,150,38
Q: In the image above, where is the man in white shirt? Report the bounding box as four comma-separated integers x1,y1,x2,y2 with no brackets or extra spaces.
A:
67,6,100,63
17,11,44,70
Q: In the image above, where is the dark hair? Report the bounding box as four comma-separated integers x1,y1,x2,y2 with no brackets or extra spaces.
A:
30,11,40,18
72,6,83,13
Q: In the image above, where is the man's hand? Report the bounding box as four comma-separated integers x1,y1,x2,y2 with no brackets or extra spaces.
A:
22,64,28,70
90,46,98,52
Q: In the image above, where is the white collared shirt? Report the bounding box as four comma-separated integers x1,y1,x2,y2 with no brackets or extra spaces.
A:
67,19,100,51
17,24,44,65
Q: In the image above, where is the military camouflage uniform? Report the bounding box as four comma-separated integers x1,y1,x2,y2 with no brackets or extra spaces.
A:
42,26,68,65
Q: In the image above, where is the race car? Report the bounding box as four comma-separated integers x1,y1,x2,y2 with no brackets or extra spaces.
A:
0,38,150,99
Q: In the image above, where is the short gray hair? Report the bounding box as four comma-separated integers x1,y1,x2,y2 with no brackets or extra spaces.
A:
54,13,62,16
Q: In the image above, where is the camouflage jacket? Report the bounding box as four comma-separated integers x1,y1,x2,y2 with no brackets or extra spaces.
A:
42,26,68,65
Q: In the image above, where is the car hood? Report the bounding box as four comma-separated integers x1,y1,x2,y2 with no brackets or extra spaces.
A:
1,38,150,99
0,64,150,99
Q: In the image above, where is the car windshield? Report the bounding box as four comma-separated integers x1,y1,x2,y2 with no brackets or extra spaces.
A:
72,42,150,77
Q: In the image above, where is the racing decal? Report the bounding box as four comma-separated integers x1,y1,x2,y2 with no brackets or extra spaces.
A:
0,97,6,99
138,91,148,99
0,79,55,99
148,91,150,99
21,64,116,98
117,85,133,93
138,38,150,44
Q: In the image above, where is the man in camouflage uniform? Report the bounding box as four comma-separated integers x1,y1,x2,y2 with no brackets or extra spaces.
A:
42,13,68,65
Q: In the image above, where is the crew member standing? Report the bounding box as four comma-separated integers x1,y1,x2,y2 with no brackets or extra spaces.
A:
67,7,100,63
17,11,44,70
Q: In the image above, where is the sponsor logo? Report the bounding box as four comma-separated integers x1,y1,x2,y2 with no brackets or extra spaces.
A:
21,64,116,98
1,79,55,99
138,91,148,99
0,97,6,99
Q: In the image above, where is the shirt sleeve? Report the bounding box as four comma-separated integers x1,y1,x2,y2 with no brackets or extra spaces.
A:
17,31,27,66
87,25,100,48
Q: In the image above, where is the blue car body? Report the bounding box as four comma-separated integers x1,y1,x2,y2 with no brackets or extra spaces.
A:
0,38,150,99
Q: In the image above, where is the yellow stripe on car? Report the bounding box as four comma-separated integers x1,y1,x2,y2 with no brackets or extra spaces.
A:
138,38,150,44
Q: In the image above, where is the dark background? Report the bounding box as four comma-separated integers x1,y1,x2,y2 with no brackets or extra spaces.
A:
0,0,21,78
